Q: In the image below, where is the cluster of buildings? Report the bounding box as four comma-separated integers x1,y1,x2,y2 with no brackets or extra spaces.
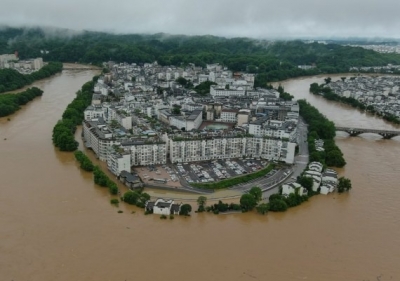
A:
327,76,400,117
347,44,400,54
282,161,338,197
0,53,44,74
349,64,400,73
82,61,301,183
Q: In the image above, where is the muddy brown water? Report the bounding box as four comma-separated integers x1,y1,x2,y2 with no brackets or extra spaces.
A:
1,70,399,281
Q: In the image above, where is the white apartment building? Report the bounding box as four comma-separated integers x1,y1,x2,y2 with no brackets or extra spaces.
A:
84,106,105,120
182,103,203,111
220,109,238,123
107,152,131,176
121,141,167,166
169,135,295,164
32,58,43,71
94,82,109,96
210,85,245,97
248,120,296,140
169,110,202,131
83,120,120,161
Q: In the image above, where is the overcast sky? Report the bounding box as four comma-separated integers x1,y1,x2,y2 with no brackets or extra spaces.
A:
1,0,400,39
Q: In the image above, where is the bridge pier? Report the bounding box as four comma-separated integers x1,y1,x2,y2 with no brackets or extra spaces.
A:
380,133,396,139
347,131,362,137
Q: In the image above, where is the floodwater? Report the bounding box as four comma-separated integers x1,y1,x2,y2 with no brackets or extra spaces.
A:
1,70,400,281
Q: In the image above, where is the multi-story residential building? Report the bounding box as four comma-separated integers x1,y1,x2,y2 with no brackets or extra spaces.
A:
182,103,203,111
210,85,246,97
167,110,203,131
32,58,43,71
220,109,238,123
107,151,131,176
83,119,120,161
84,106,106,120
121,141,167,166
248,119,297,140
169,133,296,164
237,109,251,126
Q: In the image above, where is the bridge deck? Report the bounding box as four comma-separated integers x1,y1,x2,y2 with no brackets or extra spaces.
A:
336,126,400,135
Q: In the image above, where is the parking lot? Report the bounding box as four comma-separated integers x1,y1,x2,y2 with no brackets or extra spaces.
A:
174,159,268,184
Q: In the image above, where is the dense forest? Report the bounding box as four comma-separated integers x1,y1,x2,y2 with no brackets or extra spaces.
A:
2,27,400,87
0,62,63,93
0,87,43,117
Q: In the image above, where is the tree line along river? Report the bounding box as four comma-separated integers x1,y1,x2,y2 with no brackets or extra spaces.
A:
0,67,399,281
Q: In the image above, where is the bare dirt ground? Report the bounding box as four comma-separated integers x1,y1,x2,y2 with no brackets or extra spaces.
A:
133,166,183,188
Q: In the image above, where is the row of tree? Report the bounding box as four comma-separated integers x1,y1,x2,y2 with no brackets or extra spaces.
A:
74,151,94,171
298,100,346,168
0,87,43,117
196,187,264,214
73,150,119,195
52,78,97,151
0,62,63,93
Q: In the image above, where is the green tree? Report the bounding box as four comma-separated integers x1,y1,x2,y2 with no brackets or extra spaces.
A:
269,199,288,212
249,186,262,203
256,203,269,215
337,177,352,193
172,105,181,115
123,191,140,205
326,150,346,167
298,176,314,192
197,196,207,212
180,204,192,216
175,77,188,87
240,194,257,212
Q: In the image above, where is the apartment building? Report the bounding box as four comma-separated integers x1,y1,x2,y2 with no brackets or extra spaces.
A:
83,119,120,161
220,109,238,123
210,85,246,97
169,135,295,164
107,152,131,176
121,141,167,166
248,119,297,140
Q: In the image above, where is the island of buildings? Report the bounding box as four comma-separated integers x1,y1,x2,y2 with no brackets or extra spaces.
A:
327,76,400,118
81,61,338,201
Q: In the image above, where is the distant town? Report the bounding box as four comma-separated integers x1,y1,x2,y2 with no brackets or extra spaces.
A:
0,53,45,74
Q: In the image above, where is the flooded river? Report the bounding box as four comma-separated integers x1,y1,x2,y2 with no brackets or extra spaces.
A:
1,70,399,281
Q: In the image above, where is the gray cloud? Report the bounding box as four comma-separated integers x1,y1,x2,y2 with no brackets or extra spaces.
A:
1,0,400,39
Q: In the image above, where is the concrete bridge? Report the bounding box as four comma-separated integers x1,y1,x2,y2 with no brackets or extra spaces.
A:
336,126,400,139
